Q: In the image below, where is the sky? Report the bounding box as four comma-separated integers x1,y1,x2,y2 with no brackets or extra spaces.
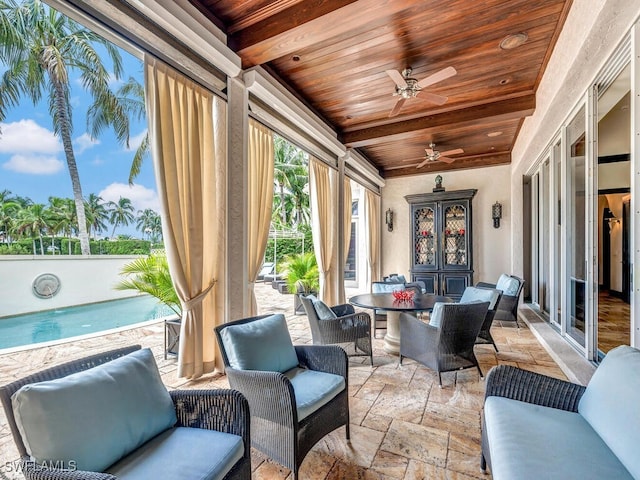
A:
0,36,159,238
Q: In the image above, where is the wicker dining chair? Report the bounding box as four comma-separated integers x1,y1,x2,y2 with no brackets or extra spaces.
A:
459,286,503,352
299,294,373,365
399,301,490,386
214,314,349,480
0,345,251,480
477,274,525,325
371,281,422,336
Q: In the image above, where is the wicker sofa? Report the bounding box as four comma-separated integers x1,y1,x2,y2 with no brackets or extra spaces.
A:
0,345,251,480
481,345,640,480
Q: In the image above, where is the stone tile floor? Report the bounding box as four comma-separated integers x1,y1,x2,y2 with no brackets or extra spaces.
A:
0,283,567,479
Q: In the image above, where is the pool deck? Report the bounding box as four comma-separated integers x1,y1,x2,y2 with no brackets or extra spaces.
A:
0,282,567,480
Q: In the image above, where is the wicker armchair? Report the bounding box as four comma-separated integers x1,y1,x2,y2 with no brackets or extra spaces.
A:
0,345,251,480
481,365,587,474
399,301,489,386
459,286,503,352
477,274,524,324
214,315,349,480
299,294,373,365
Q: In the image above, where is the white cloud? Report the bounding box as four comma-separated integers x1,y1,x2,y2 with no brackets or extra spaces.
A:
126,129,147,152
108,72,122,89
74,132,100,154
0,119,61,154
99,182,160,213
2,154,64,175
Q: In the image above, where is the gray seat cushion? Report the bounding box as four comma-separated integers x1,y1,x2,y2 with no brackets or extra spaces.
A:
484,396,633,480
106,427,244,480
283,367,345,420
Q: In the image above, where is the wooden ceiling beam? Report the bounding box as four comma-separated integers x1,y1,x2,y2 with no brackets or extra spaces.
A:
229,0,413,67
383,152,512,178
341,94,536,148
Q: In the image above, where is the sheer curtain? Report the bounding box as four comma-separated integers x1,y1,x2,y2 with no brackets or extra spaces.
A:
365,189,381,292
341,177,352,303
310,157,338,304
145,56,227,379
247,119,274,315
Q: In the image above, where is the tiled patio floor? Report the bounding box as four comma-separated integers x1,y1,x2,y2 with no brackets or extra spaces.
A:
0,283,567,479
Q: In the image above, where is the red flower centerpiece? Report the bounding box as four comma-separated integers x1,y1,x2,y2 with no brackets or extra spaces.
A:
392,289,415,303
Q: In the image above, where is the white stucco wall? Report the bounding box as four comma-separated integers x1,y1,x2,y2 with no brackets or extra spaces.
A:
510,0,640,276
0,256,143,317
381,165,512,285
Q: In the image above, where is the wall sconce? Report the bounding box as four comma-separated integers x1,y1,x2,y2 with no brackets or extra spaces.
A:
385,208,394,232
492,201,502,228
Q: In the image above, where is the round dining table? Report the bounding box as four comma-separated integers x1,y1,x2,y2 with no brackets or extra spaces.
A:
349,292,453,355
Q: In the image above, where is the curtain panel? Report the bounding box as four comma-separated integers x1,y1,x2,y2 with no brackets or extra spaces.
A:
310,158,338,305
247,119,275,315
145,56,227,379
365,189,381,292
341,177,352,303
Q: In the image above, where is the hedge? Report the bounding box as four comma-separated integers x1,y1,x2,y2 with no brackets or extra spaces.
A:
0,237,151,255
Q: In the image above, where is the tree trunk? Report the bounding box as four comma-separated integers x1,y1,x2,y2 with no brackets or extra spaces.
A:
39,234,44,255
52,80,91,255
279,184,286,224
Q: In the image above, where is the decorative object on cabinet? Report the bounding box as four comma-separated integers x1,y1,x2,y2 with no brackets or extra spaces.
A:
492,201,503,228
385,208,394,232
434,174,444,192
405,189,476,300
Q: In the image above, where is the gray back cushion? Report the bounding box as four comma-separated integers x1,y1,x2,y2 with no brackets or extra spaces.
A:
220,313,299,373
11,349,176,472
578,345,640,478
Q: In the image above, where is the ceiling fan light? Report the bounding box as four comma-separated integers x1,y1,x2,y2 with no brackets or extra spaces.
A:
500,32,528,50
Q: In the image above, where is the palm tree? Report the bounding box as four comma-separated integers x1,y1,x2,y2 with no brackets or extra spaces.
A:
0,0,127,255
14,203,50,254
273,135,308,227
89,76,149,185
136,208,160,240
84,193,109,240
48,196,76,254
107,196,135,238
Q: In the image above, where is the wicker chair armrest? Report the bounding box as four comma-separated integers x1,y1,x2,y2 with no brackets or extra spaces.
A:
225,368,297,423
476,281,497,289
295,345,348,378
485,365,586,412
17,458,116,480
170,389,249,442
399,314,439,351
331,303,355,316
317,311,371,332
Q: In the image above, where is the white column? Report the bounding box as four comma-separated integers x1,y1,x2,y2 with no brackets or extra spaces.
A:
226,76,249,321
337,156,346,304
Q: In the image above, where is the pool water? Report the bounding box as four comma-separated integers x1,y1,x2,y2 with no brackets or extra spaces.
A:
0,296,175,350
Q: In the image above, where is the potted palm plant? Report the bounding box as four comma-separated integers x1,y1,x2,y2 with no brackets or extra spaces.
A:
280,252,319,314
115,255,181,317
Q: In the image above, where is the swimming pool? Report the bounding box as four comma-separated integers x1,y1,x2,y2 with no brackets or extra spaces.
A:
0,296,175,351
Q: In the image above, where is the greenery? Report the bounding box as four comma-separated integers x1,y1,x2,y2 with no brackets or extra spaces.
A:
0,190,160,255
0,0,138,255
115,255,181,316
280,252,319,295
272,135,310,229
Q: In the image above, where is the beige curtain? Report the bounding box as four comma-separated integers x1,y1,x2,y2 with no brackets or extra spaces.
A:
145,56,227,379
310,157,338,304
247,119,275,315
365,189,381,291
341,177,352,303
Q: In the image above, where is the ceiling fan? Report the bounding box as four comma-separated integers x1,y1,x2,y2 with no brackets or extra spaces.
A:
416,143,464,168
385,65,457,117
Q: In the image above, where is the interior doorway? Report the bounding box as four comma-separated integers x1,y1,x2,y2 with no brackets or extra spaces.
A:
596,65,631,355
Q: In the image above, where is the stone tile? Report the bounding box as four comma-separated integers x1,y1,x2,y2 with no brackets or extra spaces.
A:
318,424,385,469
446,448,487,479
370,449,410,479
381,419,449,468
362,412,394,433
421,403,480,438
369,383,428,424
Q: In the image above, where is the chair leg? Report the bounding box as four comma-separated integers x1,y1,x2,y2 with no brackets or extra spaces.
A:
399,354,403,366
438,372,442,387
345,422,350,440
481,453,487,473
476,364,484,379
369,353,373,366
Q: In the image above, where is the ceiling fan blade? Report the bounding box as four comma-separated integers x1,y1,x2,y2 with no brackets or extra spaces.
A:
415,158,430,169
417,66,457,89
388,98,406,117
438,156,456,164
439,148,464,157
424,147,435,156
416,91,448,105
386,69,408,88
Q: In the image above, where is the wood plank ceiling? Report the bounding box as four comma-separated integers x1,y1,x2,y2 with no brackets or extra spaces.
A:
191,0,572,178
